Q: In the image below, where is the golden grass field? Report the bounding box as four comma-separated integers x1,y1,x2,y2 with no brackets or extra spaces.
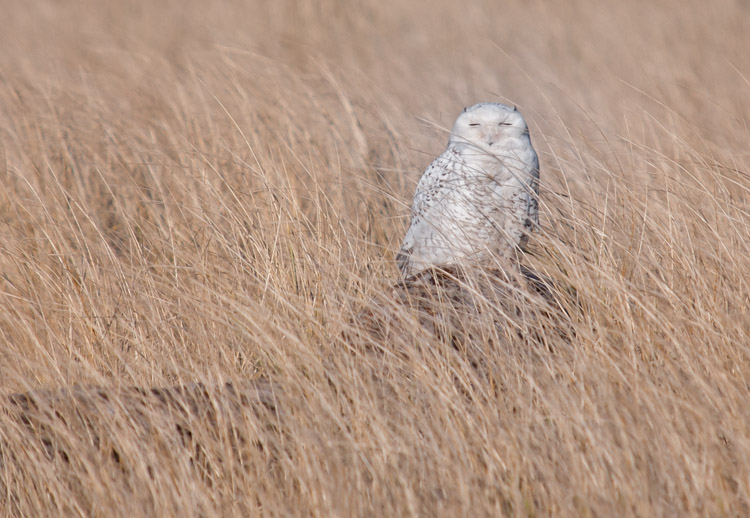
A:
1,0,750,515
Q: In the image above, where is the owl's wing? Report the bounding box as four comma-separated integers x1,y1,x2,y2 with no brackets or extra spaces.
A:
397,151,462,276
499,147,539,251
526,149,540,228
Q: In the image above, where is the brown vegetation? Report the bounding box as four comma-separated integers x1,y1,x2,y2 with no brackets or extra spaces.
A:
1,0,750,515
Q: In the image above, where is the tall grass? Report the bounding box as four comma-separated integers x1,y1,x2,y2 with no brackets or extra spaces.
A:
1,0,749,515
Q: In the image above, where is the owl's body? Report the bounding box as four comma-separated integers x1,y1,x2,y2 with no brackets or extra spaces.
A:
397,103,539,278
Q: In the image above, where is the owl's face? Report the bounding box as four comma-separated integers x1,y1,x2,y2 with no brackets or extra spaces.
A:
449,103,529,154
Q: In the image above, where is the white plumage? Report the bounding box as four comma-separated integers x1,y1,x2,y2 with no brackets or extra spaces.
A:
396,102,539,278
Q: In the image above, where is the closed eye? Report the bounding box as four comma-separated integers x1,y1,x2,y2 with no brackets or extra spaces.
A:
499,122,512,126
468,123,480,127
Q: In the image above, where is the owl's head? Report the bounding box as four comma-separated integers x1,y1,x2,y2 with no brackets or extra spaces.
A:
449,103,530,153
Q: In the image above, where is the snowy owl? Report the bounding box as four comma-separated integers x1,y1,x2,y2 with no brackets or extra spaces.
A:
396,102,539,278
